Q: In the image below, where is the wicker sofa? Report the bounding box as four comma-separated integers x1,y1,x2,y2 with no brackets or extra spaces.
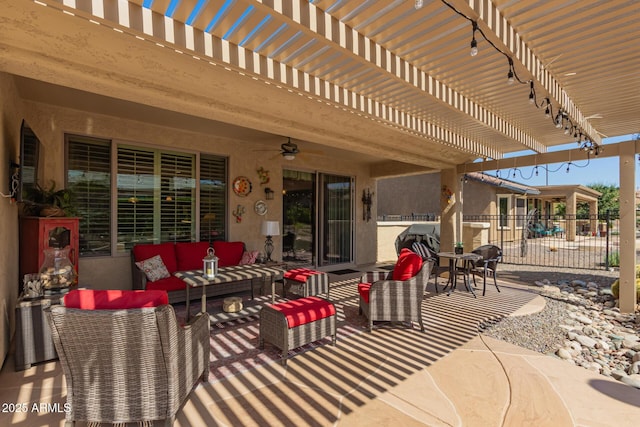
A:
131,241,251,304
46,289,209,426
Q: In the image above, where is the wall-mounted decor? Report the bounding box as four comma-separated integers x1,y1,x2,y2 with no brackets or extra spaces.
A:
256,167,270,185
254,200,267,216
232,176,252,197
232,205,246,223
264,187,274,200
442,186,453,204
361,189,374,222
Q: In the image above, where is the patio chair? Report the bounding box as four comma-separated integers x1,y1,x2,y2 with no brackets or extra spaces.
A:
411,241,448,293
358,248,434,332
46,289,210,427
469,245,502,296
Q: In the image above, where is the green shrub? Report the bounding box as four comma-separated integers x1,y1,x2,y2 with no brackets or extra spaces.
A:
610,279,640,302
606,251,620,267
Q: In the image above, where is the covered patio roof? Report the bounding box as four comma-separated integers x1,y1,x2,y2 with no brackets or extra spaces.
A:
1,0,638,175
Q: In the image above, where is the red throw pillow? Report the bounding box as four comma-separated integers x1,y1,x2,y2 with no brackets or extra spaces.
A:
176,242,211,271
213,241,245,267
392,248,423,281
64,289,169,310
132,243,178,273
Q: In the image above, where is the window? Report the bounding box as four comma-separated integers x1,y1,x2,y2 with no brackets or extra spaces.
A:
498,195,510,228
66,136,111,257
66,136,227,257
515,198,526,228
199,155,227,243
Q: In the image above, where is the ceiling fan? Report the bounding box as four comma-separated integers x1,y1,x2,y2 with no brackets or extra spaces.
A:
280,138,299,160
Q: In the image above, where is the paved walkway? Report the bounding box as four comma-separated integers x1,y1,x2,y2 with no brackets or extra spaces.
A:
1,275,639,426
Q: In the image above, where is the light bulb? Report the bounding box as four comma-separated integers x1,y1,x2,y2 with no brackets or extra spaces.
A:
566,164,570,173
415,0,424,9
470,39,478,56
564,126,570,135
507,70,514,84
528,93,535,104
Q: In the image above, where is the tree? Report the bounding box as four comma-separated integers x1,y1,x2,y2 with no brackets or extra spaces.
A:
589,184,619,217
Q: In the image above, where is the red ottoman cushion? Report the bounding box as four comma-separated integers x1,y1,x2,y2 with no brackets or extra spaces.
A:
64,289,169,310
284,268,323,282
357,283,371,303
270,296,336,328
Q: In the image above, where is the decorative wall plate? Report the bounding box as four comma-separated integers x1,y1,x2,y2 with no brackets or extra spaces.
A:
254,200,267,216
232,176,252,197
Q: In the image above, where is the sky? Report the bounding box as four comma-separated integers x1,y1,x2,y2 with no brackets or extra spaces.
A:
481,134,639,188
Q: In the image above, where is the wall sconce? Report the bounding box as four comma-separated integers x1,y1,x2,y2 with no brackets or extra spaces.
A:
264,187,274,200
362,189,374,222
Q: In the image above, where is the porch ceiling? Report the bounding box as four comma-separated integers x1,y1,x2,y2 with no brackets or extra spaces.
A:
1,1,638,172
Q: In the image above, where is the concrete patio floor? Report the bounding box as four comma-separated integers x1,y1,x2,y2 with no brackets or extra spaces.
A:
1,275,639,426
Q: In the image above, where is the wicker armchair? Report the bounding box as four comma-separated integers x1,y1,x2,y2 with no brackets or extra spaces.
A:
46,291,210,427
469,244,503,296
358,253,433,333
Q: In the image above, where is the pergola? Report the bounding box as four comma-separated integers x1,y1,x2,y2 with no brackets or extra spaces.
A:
1,0,638,310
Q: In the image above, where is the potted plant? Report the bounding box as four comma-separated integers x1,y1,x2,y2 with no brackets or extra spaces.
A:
455,241,464,254
22,181,77,217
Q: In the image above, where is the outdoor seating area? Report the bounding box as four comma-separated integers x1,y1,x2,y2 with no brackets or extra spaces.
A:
2,272,638,426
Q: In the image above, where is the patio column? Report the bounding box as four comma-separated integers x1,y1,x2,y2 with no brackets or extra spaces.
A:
566,192,577,242
618,142,636,313
439,168,461,252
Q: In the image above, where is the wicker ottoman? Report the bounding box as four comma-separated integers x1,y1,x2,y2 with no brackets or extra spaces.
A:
283,268,330,299
259,296,336,366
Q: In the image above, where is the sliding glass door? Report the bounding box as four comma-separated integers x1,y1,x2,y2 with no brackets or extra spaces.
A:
319,174,353,266
283,170,354,267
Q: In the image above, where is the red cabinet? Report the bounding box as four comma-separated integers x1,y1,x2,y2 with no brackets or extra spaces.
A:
19,217,80,289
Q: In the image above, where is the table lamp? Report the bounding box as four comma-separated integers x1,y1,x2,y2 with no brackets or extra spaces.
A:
261,220,280,262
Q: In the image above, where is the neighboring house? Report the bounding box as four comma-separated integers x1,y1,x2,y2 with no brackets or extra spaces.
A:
378,172,601,243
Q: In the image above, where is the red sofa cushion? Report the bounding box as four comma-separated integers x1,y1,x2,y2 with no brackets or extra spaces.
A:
284,268,323,283
392,248,423,281
270,297,335,328
357,283,371,303
176,242,211,271
64,289,169,310
213,241,245,267
132,242,178,274
145,276,187,292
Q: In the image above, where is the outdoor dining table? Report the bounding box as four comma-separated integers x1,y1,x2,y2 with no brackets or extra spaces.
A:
174,265,285,321
437,252,482,298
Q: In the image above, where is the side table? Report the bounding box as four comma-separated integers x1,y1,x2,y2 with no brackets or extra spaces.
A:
14,295,62,371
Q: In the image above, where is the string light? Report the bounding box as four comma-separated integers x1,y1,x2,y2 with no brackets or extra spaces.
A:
415,0,423,9
437,0,601,155
470,21,478,56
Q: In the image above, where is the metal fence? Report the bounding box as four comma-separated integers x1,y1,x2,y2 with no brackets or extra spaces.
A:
463,211,620,270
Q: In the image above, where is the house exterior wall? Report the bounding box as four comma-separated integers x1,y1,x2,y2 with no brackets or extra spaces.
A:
376,173,440,217
0,73,378,366
0,73,23,365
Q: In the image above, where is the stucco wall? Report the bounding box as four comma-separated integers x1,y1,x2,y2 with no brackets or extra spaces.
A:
17,98,377,290
377,173,440,217
0,73,22,367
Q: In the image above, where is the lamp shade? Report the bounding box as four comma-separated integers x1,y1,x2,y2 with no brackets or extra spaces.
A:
261,221,280,236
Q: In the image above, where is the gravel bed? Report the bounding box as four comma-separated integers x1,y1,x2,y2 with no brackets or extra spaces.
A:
480,297,568,354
